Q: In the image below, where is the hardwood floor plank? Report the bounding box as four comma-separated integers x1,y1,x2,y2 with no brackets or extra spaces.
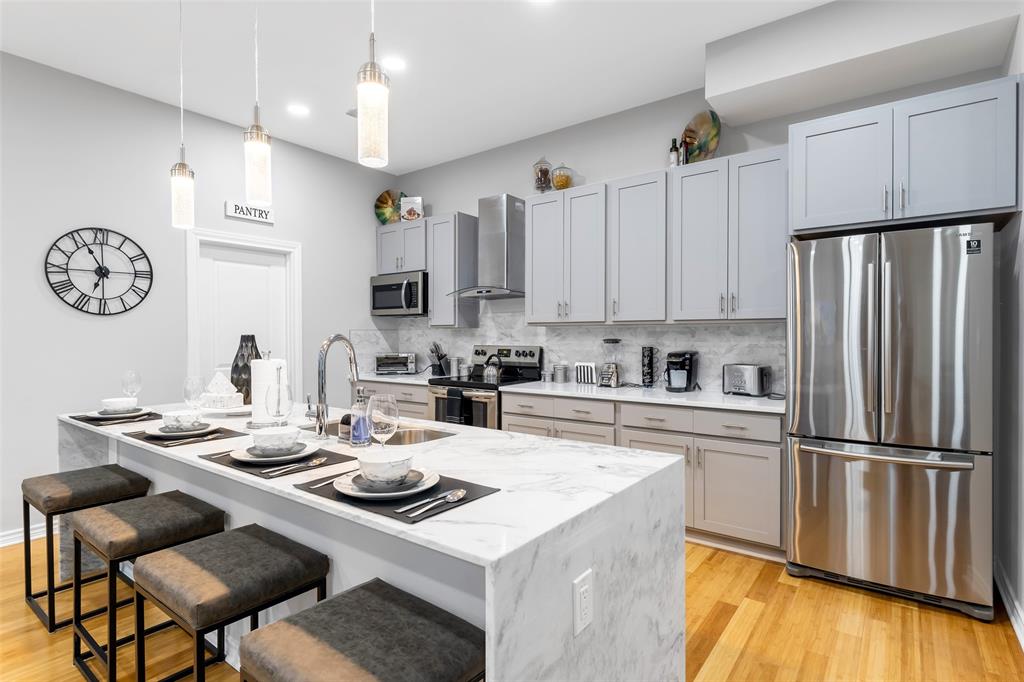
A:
694,597,765,682
685,600,737,682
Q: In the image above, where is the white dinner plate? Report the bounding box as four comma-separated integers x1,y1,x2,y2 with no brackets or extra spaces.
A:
200,405,252,417
333,469,439,500
143,423,218,439
85,409,153,420
229,443,313,465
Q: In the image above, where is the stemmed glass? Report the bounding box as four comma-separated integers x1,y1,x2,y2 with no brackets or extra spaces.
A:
121,370,142,398
265,382,294,426
183,376,204,410
367,394,399,448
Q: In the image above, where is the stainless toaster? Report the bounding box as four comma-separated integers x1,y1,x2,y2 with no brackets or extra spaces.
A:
722,364,771,396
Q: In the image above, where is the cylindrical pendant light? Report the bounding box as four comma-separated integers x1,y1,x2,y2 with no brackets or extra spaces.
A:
357,0,389,168
244,7,272,206
170,0,195,229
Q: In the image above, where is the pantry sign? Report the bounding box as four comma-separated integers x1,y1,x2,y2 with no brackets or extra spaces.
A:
224,200,274,225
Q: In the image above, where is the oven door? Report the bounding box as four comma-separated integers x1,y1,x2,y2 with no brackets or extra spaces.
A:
371,272,427,316
427,387,498,429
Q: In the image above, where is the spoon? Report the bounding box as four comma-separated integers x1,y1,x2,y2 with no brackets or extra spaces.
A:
408,488,467,517
264,456,327,476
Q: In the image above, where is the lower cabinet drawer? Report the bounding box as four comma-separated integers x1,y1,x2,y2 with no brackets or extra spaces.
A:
552,398,615,424
553,420,616,445
502,414,553,438
692,409,781,443
397,400,428,420
358,382,428,405
620,403,694,432
502,394,555,418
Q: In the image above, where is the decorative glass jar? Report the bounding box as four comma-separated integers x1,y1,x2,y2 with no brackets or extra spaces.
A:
533,157,552,193
552,163,573,190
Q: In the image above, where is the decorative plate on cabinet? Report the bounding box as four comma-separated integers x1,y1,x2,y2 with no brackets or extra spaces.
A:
374,190,406,225
682,110,721,163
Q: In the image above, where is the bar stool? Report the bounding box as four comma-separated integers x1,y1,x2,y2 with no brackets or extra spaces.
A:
133,523,329,682
238,578,485,682
70,490,225,682
21,464,151,632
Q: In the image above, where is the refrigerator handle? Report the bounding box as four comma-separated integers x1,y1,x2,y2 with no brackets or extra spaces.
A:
882,261,893,414
866,263,876,415
798,444,973,470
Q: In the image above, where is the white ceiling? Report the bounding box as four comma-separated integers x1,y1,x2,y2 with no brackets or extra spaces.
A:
0,0,823,175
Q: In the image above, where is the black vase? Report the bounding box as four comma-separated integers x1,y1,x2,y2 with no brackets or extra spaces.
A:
230,335,261,404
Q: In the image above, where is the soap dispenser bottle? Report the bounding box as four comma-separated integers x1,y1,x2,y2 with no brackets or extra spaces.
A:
349,387,371,447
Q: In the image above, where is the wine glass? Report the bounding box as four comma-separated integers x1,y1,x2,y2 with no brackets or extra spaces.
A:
183,376,204,410
367,394,399,448
121,370,142,398
265,382,294,426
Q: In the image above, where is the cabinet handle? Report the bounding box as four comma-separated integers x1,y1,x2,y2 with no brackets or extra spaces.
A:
899,179,905,211
643,416,666,422
882,184,889,213
731,293,737,313
684,443,691,465
697,447,703,468
612,298,618,315
571,408,592,414
395,256,399,269
516,403,534,409
557,301,563,317
721,424,748,430
719,294,725,315
565,300,570,316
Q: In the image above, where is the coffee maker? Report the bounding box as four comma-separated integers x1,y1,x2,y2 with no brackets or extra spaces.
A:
664,351,699,392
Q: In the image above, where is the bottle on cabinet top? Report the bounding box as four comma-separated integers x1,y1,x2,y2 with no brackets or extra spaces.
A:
668,138,680,167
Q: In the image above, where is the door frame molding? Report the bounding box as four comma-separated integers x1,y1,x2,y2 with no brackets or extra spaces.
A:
185,228,303,397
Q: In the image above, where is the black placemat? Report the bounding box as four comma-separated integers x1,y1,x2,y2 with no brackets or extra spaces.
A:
123,427,248,448
200,449,355,479
69,412,163,426
295,473,500,524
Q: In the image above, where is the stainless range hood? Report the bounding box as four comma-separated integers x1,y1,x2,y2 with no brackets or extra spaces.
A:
451,194,525,299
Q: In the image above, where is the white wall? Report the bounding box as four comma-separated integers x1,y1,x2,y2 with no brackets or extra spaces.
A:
0,54,394,537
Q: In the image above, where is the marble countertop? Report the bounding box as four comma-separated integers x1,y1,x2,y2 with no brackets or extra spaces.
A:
358,374,433,386
60,404,679,567
502,382,787,414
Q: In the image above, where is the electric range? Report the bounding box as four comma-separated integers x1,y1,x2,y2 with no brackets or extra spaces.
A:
427,345,543,428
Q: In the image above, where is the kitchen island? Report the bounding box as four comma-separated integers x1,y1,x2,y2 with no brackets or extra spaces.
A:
57,405,685,681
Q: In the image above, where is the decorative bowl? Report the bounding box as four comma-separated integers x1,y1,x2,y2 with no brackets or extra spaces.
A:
163,410,202,431
101,397,137,413
251,426,301,452
357,451,413,485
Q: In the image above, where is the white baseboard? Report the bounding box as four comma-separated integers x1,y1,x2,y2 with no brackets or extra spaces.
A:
0,522,46,547
995,560,1024,653
685,529,786,564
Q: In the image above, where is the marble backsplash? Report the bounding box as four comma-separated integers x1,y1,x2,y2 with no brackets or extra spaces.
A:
352,305,786,395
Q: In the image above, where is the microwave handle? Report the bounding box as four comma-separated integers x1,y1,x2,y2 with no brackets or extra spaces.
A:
401,278,410,310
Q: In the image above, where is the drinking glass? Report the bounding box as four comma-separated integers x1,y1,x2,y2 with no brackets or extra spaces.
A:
265,382,294,426
367,394,399,448
183,376,204,409
121,370,142,398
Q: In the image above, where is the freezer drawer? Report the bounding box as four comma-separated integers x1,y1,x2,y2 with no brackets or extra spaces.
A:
787,437,992,610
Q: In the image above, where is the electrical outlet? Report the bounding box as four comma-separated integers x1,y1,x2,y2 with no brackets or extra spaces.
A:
572,568,594,636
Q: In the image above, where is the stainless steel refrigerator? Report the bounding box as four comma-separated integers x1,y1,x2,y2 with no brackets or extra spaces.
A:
786,223,994,620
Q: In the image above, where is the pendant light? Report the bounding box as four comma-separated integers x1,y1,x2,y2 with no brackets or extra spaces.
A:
243,6,272,206
170,0,195,230
356,0,389,168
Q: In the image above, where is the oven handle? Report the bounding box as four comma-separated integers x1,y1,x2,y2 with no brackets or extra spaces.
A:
798,444,973,470
428,387,497,401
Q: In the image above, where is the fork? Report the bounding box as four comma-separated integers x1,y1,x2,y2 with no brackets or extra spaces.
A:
164,432,224,448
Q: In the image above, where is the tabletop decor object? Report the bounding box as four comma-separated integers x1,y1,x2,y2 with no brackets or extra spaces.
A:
374,189,405,224
552,163,573,190
44,228,153,316
230,334,261,404
400,196,423,221
533,157,552,193
682,109,721,163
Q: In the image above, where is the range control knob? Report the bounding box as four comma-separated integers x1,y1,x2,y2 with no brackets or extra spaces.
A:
528,350,535,357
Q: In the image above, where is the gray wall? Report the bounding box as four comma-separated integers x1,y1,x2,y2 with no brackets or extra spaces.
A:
0,54,393,536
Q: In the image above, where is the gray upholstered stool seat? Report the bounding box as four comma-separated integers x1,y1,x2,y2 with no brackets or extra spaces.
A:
22,464,150,515
70,489,224,560
134,524,330,630
239,578,485,682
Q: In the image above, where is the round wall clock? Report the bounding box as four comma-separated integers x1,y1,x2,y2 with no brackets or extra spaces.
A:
44,227,153,315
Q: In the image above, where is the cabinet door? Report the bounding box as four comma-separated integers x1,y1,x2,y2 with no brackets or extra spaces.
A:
524,193,565,323
396,400,428,420
693,438,781,546
670,160,728,320
894,78,1017,219
728,147,788,319
400,219,427,271
790,105,893,231
377,224,402,274
427,215,456,326
619,428,694,527
503,414,553,438
563,184,606,322
553,420,616,445
608,171,666,321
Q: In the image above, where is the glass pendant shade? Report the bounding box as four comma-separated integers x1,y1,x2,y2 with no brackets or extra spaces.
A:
170,151,195,230
357,45,389,168
244,106,272,206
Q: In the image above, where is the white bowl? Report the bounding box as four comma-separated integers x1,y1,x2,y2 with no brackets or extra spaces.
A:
101,397,137,413
251,426,300,452
358,451,413,485
163,410,202,431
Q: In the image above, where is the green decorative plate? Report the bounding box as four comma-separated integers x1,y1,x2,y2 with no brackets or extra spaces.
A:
682,110,721,163
374,189,406,225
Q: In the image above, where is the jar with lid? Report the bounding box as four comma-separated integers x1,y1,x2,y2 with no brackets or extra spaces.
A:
533,157,552,193
552,163,573,190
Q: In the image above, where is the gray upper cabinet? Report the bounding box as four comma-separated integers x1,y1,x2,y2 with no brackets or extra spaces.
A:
893,78,1017,219
525,193,565,324
608,171,666,322
671,159,729,320
377,219,426,274
728,147,788,319
427,213,478,328
789,104,893,231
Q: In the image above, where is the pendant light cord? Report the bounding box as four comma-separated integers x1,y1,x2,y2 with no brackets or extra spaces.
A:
253,5,260,107
178,0,184,150
370,0,375,33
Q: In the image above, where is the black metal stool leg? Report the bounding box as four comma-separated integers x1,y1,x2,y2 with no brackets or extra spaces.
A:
317,579,326,601
22,501,31,604
193,632,206,682
250,613,258,630
45,513,57,632
73,535,82,663
107,561,118,682
135,590,146,682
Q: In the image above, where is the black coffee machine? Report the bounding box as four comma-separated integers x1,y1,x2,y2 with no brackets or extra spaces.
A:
664,351,699,392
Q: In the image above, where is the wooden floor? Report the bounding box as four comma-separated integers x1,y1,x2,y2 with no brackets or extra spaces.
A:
2,538,1022,681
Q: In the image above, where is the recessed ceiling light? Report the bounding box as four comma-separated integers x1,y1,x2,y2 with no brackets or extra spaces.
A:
381,56,406,72
287,103,310,118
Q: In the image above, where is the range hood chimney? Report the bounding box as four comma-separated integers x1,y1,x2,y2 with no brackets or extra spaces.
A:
452,193,525,299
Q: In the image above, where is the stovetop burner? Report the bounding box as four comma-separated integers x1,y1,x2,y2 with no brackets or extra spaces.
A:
428,344,543,391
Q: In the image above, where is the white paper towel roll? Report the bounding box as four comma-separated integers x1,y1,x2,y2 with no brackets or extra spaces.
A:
251,358,288,424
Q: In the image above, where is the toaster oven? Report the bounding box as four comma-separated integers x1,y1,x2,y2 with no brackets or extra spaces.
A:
374,352,417,375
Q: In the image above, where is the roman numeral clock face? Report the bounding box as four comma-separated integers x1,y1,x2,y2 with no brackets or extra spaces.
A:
45,228,153,315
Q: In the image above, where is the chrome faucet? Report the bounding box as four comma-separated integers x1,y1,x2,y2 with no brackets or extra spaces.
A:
315,334,360,439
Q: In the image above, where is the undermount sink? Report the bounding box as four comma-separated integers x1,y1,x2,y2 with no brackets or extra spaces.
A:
298,421,455,446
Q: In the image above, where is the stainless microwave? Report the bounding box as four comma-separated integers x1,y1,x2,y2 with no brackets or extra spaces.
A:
371,271,427,316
